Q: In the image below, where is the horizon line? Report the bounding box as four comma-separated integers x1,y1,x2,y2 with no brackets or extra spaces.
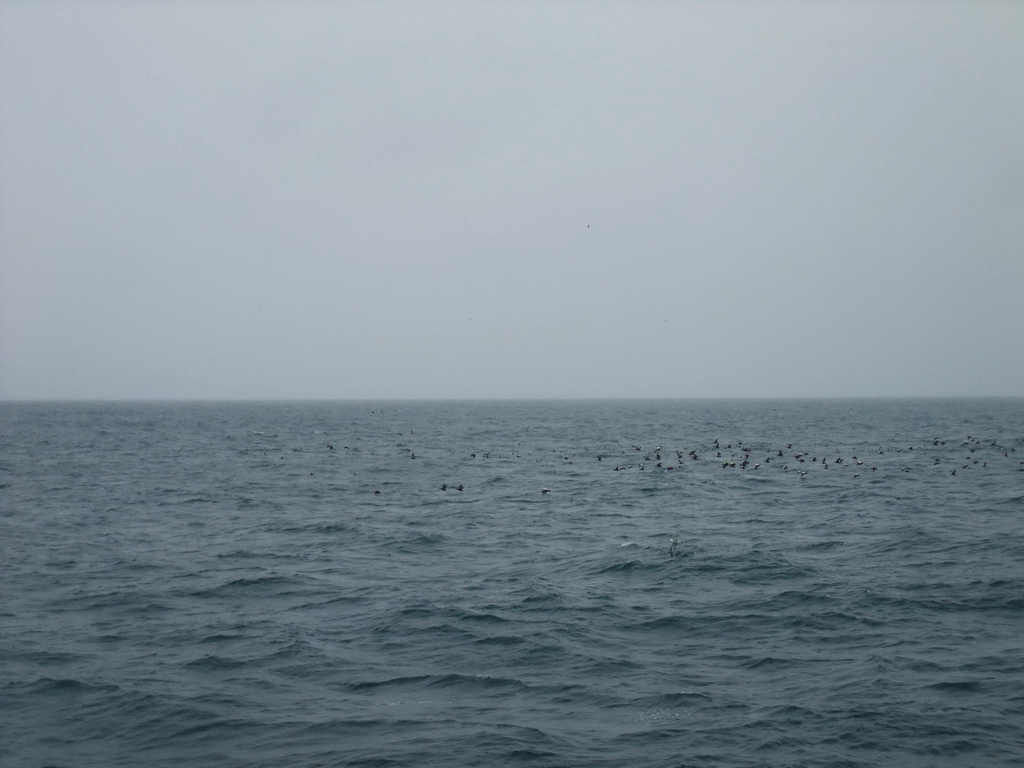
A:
3,394,1023,404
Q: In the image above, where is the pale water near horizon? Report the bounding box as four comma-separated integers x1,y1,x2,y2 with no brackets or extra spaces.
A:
2,399,1023,767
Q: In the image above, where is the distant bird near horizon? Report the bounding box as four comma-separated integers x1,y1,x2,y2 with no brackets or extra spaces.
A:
277,424,1016,505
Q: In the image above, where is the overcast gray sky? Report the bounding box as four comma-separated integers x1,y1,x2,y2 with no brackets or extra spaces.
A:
2,2,1022,400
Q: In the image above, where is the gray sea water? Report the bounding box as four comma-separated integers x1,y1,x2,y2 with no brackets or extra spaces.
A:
2,399,1024,767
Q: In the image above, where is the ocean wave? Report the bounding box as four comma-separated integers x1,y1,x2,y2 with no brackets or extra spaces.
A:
347,673,530,694
6,399,1024,767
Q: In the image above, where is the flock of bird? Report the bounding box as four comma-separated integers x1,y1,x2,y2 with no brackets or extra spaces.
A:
289,429,1021,498
266,419,1023,560
598,434,1021,479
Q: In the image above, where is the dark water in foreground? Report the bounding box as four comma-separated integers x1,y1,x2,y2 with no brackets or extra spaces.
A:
2,399,1024,767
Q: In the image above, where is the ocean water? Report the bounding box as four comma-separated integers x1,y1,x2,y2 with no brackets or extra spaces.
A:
2,398,1023,768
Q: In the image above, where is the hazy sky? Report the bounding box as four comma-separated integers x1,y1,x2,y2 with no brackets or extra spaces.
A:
2,2,1022,400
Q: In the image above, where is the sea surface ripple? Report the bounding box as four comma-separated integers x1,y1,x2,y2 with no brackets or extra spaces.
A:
2,399,1023,767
